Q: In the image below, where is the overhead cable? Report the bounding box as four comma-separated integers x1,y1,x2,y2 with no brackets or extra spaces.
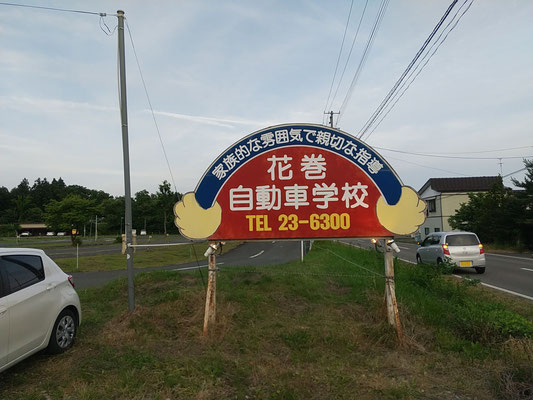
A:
323,0,355,125
337,0,389,126
362,0,475,141
0,1,113,16
374,145,528,160
357,0,459,139
125,20,179,194
324,0,370,118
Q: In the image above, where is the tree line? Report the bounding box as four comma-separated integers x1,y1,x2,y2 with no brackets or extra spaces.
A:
0,177,182,237
449,160,533,249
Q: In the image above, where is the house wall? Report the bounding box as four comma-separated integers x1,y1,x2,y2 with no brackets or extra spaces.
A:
440,193,470,231
417,187,443,240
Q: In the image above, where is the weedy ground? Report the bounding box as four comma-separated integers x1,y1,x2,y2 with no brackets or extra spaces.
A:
1,241,531,399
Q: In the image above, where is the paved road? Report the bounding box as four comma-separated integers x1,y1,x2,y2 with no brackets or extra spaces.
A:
70,241,302,289
343,239,533,300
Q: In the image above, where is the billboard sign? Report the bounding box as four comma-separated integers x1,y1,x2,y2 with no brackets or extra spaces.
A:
174,124,426,240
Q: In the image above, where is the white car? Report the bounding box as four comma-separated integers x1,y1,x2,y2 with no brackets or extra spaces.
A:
0,248,81,373
416,231,486,274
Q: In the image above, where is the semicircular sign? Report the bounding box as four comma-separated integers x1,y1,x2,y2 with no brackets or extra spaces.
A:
174,123,426,241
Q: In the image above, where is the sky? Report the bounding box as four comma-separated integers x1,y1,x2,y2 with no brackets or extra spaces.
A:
1,0,532,197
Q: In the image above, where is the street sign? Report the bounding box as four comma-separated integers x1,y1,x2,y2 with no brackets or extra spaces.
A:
174,124,426,240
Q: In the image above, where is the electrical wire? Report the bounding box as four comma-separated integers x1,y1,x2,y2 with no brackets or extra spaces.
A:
323,0,355,125
337,0,389,126
357,0,459,139
377,145,533,156
374,146,529,160
124,19,179,195
362,0,475,141
383,154,469,176
324,0,370,119
0,2,114,16
503,166,529,178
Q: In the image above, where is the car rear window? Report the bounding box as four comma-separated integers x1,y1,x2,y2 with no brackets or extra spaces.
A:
446,234,479,246
0,255,45,295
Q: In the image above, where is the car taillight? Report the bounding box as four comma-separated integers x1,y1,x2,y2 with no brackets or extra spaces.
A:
442,244,450,255
479,244,485,254
68,275,75,288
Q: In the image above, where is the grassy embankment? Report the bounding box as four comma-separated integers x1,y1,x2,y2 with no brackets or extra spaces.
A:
1,241,532,399
55,241,242,273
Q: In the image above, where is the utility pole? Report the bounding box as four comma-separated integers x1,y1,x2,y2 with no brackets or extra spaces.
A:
324,111,340,128
383,239,403,343
117,10,135,312
95,215,98,241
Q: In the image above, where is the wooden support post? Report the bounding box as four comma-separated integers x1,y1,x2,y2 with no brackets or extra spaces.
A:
203,252,217,336
384,240,403,343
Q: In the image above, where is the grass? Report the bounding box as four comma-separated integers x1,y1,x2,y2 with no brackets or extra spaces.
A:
0,241,531,399
55,241,242,273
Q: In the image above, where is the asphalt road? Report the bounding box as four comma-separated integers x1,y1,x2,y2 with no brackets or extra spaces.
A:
343,239,533,300
70,241,302,289
42,237,533,301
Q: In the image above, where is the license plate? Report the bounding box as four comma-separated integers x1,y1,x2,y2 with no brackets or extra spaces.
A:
460,261,472,267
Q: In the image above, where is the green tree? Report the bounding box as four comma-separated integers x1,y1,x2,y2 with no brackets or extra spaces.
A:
449,177,525,246
101,197,125,235
512,159,533,248
156,181,181,235
0,186,12,224
44,195,99,233
133,190,156,234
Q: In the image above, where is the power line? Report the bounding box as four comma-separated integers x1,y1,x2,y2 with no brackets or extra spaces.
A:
125,20,179,195
503,167,528,178
0,1,113,16
362,0,475,141
384,154,469,176
337,0,389,125
323,0,354,125
325,0,370,118
357,0,459,139
380,145,533,156
374,145,530,160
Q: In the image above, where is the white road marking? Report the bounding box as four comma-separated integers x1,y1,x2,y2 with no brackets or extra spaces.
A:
250,250,265,259
479,282,533,301
398,246,410,250
453,274,533,301
487,253,533,261
521,268,533,272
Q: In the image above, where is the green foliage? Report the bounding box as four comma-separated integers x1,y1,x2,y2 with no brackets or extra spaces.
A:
1,243,532,400
44,194,99,232
0,223,19,237
0,177,183,236
449,171,531,248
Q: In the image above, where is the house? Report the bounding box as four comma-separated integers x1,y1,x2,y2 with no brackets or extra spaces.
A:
417,176,500,240
17,223,48,236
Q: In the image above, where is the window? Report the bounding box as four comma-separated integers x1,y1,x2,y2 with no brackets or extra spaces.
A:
424,227,430,235
446,234,479,246
427,199,436,212
0,255,44,295
435,227,440,232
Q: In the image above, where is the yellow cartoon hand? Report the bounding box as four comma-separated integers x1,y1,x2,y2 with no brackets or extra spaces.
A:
173,192,222,240
376,186,426,235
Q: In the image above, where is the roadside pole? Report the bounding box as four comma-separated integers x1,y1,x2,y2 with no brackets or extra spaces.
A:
203,252,217,335
117,10,135,312
384,240,403,343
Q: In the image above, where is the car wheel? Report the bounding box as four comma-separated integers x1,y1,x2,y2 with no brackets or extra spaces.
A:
475,267,486,274
416,254,422,264
47,309,77,354
436,258,443,265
